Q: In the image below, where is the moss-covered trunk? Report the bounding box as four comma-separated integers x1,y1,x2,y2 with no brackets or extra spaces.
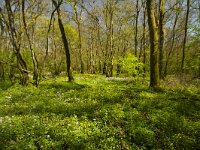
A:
146,0,160,88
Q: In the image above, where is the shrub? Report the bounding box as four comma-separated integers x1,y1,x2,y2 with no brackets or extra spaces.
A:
119,53,144,79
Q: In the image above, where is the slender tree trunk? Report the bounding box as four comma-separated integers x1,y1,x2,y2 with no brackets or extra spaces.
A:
9,52,15,84
89,34,95,74
52,18,63,76
73,1,84,74
142,1,147,76
109,3,114,77
116,46,121,76
158,0,165,79
103,0,114,77
40,4,57,79
52,18,58,75
107,0,114,77
146,0,160,88
135,0,140,56
52,0,73,82
5,0,29,85
139,38,143,60
16,51,29,85
0,61,5,80
181,0,190,73
22,0,39,86
164,10,179,77
97,22,103,73
86,48,89,73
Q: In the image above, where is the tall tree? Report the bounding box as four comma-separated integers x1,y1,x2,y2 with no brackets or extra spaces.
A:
146,0,160,88
181,0,190,73
73,0,84,74
4,0,29,85
135,0,140,56
22,0,39,86
104,0,115,77
142,0,147,75
158,0,165,79
52,0,73,82
164,2,180,77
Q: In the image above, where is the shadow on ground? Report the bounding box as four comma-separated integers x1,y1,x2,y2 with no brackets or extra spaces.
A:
40,81,89,92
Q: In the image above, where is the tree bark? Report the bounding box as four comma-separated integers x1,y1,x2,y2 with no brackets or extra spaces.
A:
147,0,160,88
5,0,29,85
164,8,179,77
52,0,73,82
0,61,5,80
142,1,147,76
158,0,165,79
73,1,84,74
104,0,114,77
135,0,140,56
181,0,190,73
22,0,39,86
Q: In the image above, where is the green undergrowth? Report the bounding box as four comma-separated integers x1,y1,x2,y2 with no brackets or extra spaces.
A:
0,74,199,149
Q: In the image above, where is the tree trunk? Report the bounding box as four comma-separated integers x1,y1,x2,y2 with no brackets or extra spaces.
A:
142,2,147,76
52,0,73,82
164,9,179,77
97,22,103,73
105,0,114,77
16,52,29,85
158,0,165,79
135,0,140,56
0,61,5,80
73,1,84,74
89,36,95,74
5,0,29,85
146,0,160,88
22,0,39,86
181,0,190,73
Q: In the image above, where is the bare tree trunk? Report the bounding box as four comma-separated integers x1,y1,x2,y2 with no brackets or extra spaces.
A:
52,0,73,82
181,0,190,73
0,61,4,80
142,1,147,76
22,0,39,86
158,0,165,79
89,33,95,74
91,47,95,74
16,51,29,85
9,53,15,84
73,1,84,74
5,0,29,85
97,21,103,73
164,8,179,77
147,0,160,88
135,0,140,56
105,0,114,77
40,4,57,79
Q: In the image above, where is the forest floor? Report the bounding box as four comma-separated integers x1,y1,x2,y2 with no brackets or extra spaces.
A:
0,74,199,149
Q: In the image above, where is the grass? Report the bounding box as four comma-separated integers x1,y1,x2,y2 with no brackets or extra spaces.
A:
0,74,199,149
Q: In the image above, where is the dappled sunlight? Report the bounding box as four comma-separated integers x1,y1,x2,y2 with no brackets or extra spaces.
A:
0,0,199,148
0,75,199,149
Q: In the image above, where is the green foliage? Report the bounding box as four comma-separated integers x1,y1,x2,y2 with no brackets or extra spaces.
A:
0,75,199,149
119,52,144,78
